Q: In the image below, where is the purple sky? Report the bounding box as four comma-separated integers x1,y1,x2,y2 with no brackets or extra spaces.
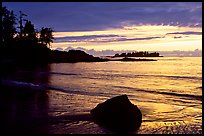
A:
2,2,202,32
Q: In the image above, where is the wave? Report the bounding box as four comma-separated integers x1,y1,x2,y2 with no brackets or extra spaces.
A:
1,79,113,97
49,113,93,123
17,70,201,80
1,79,42,90
18,70,80,76
87,73,201,80
153,75,202,80
130,74,202,80
112,85,202,101
42,71,80,76
1,79,202,101
196,86,202,89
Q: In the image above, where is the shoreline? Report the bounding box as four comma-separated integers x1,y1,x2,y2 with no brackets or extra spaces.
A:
0,84,202,134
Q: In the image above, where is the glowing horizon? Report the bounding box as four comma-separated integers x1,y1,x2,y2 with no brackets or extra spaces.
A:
52,25,202,51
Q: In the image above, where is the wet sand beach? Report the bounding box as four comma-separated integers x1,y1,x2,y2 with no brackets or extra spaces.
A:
0,85,202,134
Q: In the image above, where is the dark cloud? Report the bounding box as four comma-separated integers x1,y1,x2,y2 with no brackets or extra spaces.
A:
2,2,202,31
167,31,202,35
55,34,121,42
55,35,163,43
100,36,164,43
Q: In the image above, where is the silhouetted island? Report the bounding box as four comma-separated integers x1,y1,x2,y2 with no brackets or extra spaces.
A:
112,57,157,61
113,51,163,58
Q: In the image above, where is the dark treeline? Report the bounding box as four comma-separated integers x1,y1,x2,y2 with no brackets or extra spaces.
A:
1,6,54,64
113,51,163,58
1,7,104,65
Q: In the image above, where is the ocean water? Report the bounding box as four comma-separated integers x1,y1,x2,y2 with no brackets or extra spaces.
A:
1,57,202,134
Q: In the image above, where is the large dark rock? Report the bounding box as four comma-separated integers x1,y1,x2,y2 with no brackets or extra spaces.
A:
90,95,142,132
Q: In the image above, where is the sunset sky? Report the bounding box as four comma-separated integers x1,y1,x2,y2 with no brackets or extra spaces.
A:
2,2,202,51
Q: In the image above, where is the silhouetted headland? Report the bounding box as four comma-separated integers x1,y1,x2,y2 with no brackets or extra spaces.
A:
49,50,108,63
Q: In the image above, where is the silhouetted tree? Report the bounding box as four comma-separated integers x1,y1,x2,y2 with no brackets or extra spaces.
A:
2,6,17,46
22,20,37,42
18,11,27,38
114,51,161,57
127,52,132,57
121,53,126,57
39,27,54,48
114,53,120,57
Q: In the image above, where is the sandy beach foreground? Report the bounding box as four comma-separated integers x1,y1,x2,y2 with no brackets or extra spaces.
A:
0,84,202,134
